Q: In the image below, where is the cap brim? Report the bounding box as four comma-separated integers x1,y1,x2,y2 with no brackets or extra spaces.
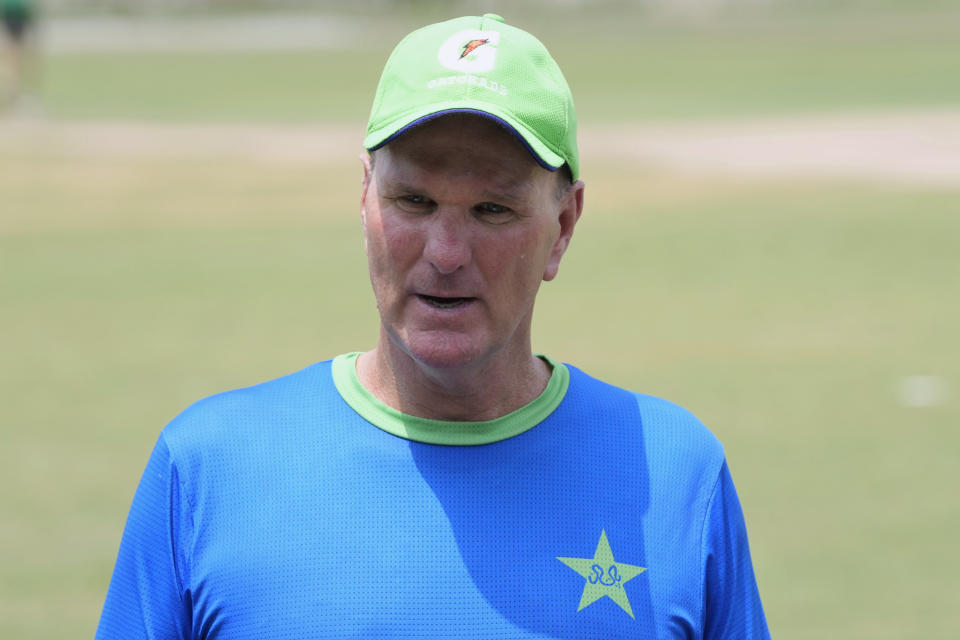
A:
364,106,565,172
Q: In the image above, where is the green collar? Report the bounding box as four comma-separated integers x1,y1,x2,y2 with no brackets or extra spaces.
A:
331,352,569,446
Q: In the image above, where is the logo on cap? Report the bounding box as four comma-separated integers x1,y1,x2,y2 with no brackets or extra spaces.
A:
438,29,500,72
459,38,490,59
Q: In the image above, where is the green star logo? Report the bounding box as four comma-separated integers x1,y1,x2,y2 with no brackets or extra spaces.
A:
556,530,647,619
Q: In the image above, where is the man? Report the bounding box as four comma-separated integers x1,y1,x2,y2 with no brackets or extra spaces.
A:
97,14,770,639
1,0,34,107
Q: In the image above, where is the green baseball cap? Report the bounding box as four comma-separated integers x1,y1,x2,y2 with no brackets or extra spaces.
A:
365,14,579,180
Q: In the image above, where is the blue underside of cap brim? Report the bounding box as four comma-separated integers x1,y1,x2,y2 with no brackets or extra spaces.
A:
366,109,561,173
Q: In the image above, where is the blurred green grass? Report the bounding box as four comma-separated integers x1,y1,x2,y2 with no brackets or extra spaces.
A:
4,1,960,638
2,151,958,638
40,3,960,122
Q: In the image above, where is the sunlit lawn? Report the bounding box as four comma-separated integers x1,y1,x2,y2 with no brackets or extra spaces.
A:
3,2,960,637
2,145,958,637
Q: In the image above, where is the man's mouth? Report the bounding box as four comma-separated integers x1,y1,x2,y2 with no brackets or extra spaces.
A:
418,294,474,309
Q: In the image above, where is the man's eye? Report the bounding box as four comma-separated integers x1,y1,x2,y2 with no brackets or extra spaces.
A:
476,203,513,222
395,195,433,211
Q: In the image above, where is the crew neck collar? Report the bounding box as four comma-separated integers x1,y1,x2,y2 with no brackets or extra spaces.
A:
331,352,569,446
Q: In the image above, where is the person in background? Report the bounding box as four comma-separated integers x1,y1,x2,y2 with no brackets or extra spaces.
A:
1,0,36,110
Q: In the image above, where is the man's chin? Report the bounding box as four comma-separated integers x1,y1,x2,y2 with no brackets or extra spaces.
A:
394,331,490,372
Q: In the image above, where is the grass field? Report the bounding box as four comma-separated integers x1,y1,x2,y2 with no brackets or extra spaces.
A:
38,3,960,122
2,2,959,638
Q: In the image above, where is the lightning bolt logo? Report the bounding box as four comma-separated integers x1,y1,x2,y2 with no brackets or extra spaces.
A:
459,38,490,59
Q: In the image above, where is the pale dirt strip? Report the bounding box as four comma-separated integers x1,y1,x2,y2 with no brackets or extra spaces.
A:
2,110,959,186
584,110,960,187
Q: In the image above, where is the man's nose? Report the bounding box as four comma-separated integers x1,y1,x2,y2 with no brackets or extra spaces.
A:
423,212,471,275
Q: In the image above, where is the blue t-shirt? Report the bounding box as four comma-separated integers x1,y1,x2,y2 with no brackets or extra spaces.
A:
96,355,769,639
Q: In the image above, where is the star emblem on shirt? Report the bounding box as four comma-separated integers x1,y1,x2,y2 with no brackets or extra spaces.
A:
556,529,647,619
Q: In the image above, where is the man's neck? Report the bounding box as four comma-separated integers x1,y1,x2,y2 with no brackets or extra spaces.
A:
356,342,552,422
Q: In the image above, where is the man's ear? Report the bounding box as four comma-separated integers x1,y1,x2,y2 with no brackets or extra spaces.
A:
543,179,585,282
360,153,373,237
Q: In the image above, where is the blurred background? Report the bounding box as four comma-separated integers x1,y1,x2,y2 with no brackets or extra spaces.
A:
1,0,958,637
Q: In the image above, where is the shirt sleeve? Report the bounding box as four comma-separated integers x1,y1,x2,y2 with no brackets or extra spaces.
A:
701,460,770,639
96,434,192,640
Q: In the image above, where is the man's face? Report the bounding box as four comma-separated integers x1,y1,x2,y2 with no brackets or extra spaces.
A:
360,115,583,372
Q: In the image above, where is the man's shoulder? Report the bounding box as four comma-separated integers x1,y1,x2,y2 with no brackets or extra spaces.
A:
564,364,725,463
632,390,725,462
160,359,337,450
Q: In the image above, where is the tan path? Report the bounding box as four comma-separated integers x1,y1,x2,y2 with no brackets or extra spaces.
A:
2,110,959,186
581,110,960,187
0,119,366,164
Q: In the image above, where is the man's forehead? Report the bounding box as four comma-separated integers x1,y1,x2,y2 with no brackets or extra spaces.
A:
375,114,549,180
375,156,541,204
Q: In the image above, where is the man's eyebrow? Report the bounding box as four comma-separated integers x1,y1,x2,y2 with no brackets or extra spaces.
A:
377,178,423,194
379,177,533,204
477,188,526,204
479,178,536,204
477,171,538,199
